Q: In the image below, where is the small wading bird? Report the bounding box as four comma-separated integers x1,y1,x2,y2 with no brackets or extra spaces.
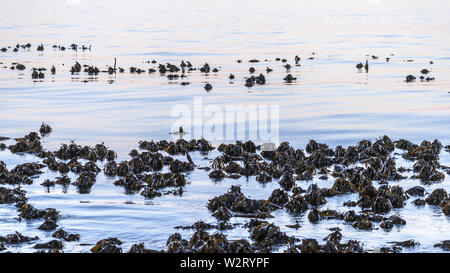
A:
170,126,189,139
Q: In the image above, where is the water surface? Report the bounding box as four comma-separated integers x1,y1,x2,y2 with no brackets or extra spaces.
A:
0,0,450,252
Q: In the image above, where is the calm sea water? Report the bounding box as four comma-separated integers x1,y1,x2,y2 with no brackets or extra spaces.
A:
0,0,450,252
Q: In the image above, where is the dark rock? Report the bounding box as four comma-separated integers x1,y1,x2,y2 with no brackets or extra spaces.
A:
209,170,226,180
212,206,232,221
128,243,156,253
91,238,122,253
268,189,289,206
434,240,450,251
208,186,273,216
308,208,320,223
380,220,393,229
412,199,426,206
52,228,80,242
250,222,290,246
331,178,357,194
406,186,426,196
278,172,294,190
344,210,356,222
390,239,419,248
425,188,447,205
114,172,142,192
141,188,162,199
283,74,296,82
372,196,392,214
442,201,450,216
387,215,406,225
33,240,63,250
38,219,58,231
352,217,373,230
0,232,38,244
0,187,27,204
72,172,96,193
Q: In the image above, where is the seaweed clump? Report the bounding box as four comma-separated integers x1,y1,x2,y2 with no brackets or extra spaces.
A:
207,186,275,220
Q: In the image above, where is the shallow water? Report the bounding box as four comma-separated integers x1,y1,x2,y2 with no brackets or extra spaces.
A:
1,0,450,252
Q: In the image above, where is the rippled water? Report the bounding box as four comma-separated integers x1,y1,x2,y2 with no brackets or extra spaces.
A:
1,0,450,252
